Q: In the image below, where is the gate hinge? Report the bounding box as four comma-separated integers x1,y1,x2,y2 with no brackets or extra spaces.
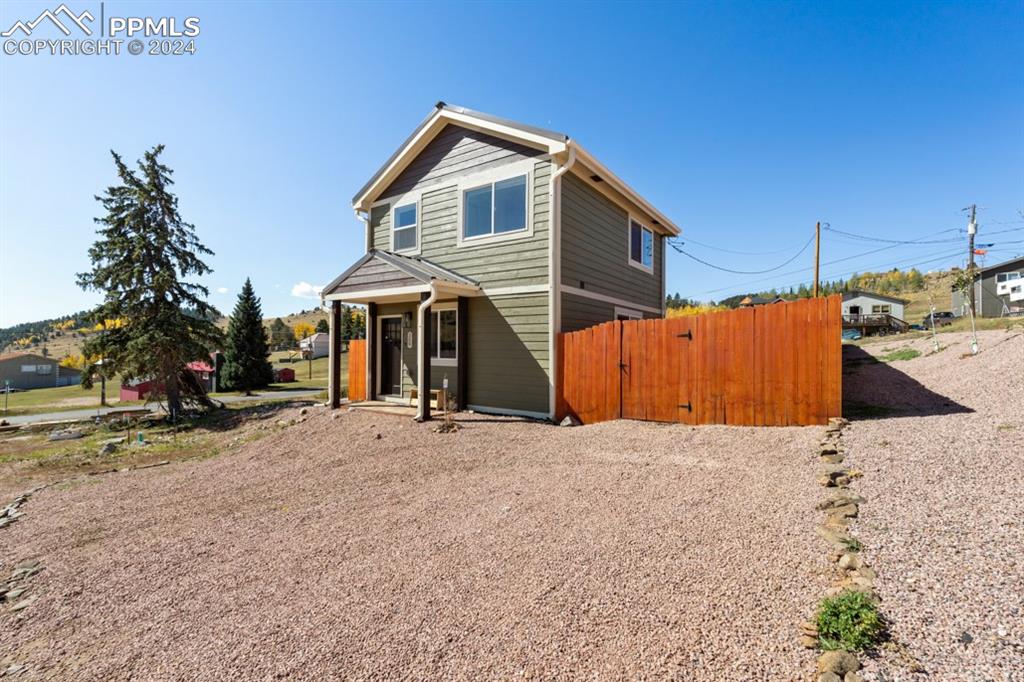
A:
678,402,692,412
677,330,693,340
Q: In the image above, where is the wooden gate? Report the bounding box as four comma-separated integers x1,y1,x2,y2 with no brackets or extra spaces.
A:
556,295,841,426
347,339,366,401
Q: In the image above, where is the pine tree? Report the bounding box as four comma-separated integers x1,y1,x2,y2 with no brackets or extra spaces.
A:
269,318,292,349
77,145,222,420
220,278,274,394
315,318,329,334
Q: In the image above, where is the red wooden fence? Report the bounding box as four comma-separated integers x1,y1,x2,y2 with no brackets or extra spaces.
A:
348,339,366,401
556,295,842,426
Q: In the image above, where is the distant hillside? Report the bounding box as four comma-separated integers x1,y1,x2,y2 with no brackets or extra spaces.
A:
2,307,333,359
669,267,959,321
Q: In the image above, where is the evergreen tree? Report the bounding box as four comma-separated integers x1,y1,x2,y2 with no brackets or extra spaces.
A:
77,145,222,419
220,278,274,394
269,318,292,349
315,318,329,334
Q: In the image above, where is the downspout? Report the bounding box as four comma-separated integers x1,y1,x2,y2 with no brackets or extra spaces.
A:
415,281,439,421
548,145,576,420
354,208,370,252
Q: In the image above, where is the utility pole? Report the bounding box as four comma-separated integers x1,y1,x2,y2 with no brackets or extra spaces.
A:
965,204,977,311
813,221,821,297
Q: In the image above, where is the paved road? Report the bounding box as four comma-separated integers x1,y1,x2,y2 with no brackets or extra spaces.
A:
1,389,323,426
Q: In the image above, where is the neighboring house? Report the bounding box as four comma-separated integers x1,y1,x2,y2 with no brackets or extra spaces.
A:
299,332,330,359
739,295,786,307
841,291,907,321
951,255,1024,317
119,354,222,401
320,102,679,420
0,352,80,390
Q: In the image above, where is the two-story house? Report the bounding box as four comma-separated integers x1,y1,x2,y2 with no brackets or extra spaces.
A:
321,103,679,421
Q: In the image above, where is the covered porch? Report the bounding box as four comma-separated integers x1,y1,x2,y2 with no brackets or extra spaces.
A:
322,249,480,421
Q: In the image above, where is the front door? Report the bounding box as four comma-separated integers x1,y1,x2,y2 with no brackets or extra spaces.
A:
848,305,861,315
379,318,403,396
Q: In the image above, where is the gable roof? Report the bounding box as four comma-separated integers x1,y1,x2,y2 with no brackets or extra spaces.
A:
977,254,1024,275
0,352,53,363
322,249,479,298
841,290,909,305
352,102,680,236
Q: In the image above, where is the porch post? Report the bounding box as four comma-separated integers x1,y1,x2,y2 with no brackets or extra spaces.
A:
418,292,432,421
329,300,342,408
457,296,468,410
366,302,377,401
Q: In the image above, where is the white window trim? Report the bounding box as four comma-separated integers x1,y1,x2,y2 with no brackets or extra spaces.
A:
429,301,458,366
627,215,654,274
456,159,534,248
388,192,422,256
614,306,644,320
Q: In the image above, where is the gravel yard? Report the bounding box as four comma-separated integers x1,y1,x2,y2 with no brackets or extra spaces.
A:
842,329,1024,679
1,403,829,679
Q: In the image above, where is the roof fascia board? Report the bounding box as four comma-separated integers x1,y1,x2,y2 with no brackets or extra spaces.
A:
572,144,680,236
353,109,567,210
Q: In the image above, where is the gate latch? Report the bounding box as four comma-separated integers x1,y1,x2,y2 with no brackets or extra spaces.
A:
677,330,693,340
678,402,692,412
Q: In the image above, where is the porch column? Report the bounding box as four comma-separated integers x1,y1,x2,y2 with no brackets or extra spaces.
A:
329,300,342,408
366,302,377,401
418,292,432,421
457,296,468,410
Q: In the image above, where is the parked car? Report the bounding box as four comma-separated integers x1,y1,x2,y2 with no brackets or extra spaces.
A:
841,329,862,341
922,311,955,327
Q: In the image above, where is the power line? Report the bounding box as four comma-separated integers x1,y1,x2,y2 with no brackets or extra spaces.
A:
699,247,964,298
670,236,806,256
822,225,962,245
698,235,965,294
667,232,817,275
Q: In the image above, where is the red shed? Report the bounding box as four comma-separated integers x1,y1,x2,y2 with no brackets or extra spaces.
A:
120,379,157,402
275,367,295,383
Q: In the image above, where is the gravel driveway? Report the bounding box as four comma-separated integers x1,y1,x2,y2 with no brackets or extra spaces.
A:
0,405,829,679
842,329,1024,679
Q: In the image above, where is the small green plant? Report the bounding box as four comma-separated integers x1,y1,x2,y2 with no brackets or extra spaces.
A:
878,348,921,363
816,590,885,651
840,536,862,552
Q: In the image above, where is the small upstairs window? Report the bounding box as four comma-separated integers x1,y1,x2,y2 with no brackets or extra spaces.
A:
629,218,653,272
392,202,418,252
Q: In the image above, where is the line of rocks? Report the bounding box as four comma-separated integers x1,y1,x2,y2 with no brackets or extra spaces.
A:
1,558,43,614
801,417,879,682
0,487,43,531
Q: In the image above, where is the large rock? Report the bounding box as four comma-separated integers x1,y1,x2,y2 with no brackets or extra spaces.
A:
818,650,860,675
47,429,84,441
818,673,842,682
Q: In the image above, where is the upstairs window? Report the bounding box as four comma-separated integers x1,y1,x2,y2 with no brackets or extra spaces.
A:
392,202,418,252
629,219,654,271
996,272,1021,283
463,174,527,239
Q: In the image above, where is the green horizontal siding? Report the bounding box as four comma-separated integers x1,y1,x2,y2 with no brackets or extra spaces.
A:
561,291,659,332
369,203,390,251
561,172,663,310
467,294,549,415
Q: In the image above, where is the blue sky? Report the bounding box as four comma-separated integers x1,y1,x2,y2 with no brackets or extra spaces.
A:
1,0,1021,326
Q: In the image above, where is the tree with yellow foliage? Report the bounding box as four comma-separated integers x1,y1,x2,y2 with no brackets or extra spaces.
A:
293,322,316,341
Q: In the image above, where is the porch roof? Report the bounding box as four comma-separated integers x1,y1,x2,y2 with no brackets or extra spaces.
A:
321,249,481,304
